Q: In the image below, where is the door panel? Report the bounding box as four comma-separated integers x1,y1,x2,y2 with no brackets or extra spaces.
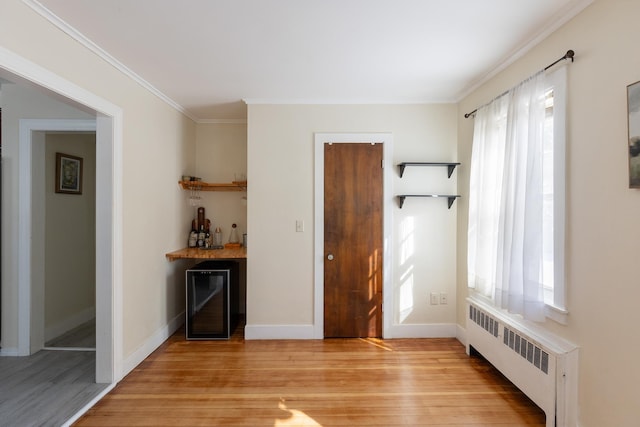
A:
324,143,383,338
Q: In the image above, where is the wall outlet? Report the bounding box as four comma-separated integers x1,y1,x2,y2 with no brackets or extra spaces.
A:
440,292,448,305
430,293,439,305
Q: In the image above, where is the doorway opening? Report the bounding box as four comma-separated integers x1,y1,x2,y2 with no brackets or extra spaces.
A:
1,46,123,384
40,131,97,352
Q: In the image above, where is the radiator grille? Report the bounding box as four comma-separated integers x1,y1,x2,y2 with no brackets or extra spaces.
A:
467,299,579,425
469,304,499,337
503,326,549,374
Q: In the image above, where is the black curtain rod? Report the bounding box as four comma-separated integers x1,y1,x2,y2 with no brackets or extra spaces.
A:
464,49,575,119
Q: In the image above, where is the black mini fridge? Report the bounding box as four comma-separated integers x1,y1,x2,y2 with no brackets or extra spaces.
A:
186,261,239,340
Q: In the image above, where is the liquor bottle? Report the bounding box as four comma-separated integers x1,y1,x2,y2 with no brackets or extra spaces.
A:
197,207,205,230
205,229,211,248
188,230,197,248
197,225,205,248
188,220,198,248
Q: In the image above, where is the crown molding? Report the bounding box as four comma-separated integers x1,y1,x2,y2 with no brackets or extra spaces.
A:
196,118,247,125
243,97,456,105
23,0,199,122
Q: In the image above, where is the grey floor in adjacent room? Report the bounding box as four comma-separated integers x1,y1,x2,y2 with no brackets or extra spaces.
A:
45,320,96,349
0,320,108,427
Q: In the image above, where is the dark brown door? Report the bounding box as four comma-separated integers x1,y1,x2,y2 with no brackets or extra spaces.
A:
324,143,383,338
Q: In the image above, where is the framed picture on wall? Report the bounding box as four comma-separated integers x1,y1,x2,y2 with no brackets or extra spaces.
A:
55,152,83,194
627,80,640,188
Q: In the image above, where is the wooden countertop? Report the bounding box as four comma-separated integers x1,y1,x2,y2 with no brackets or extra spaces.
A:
166,247,246,261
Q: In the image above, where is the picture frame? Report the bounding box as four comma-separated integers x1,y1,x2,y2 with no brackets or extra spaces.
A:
627,80,640,188
55,152,83,194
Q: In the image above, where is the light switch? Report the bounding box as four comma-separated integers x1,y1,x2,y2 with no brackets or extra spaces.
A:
296,220,304,232
430,293,439,305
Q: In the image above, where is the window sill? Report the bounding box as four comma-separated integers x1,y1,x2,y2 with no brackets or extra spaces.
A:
544,303,569,325
469,290,568,325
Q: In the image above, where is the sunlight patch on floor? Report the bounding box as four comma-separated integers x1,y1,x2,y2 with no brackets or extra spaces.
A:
275,401,322,426
359,337,395,352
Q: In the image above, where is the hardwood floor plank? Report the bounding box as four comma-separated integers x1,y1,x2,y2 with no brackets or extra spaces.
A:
74,330,545,426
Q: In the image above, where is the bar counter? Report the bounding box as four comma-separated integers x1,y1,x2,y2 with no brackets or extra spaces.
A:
165,246,246,262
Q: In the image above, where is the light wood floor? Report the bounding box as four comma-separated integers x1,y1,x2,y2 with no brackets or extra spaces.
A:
74,325,544,427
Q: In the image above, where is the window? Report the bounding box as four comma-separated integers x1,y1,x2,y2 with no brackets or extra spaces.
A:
468,66,567,324
543,67,567,322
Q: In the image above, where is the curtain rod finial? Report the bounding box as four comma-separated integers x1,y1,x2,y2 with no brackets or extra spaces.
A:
566,50,575,62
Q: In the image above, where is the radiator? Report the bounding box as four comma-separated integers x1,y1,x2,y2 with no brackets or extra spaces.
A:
466,298,579,427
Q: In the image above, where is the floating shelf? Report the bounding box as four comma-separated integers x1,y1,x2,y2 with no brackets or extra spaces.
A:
398,162,460,178
397,194,460,209
179,180,247,192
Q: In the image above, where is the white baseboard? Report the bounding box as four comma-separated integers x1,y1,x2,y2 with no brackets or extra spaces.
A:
244,324,316,340
385,323,457,338
245,323,460,340
0,347,19,356
456,323,467,347
45,307,96,341
122,311,184,377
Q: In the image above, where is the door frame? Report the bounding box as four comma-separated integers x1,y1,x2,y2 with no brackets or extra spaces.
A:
20,120,96,356
313,133,393,339
2,45,123,384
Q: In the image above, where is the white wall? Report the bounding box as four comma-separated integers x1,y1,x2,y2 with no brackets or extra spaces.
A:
457,1,640,425
44,132,96,340
194,122,247,245
246,104,457,335
1,0,195,371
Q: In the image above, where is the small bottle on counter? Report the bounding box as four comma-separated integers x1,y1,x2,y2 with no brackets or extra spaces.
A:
197,225,205,248
188,230,197,248
188,219,198,248
228,223,239,244
205,229,211,248
213,227,223,248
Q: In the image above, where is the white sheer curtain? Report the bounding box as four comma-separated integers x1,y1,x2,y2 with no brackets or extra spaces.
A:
468,71,547,321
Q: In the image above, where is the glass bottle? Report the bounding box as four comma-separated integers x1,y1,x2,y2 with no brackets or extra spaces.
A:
197,225,205,248
188,221,198,248
213,227,223,247
228,223,239,243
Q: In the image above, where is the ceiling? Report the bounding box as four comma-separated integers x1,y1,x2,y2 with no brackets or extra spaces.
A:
33,0,592,122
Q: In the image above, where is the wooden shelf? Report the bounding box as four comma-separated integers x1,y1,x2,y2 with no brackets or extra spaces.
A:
179,180,247,192
166,247,247,262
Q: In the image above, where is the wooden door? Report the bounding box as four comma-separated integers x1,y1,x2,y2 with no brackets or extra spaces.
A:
324,143,383,338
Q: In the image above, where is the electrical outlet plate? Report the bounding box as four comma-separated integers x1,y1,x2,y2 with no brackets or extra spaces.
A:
440,292,448,305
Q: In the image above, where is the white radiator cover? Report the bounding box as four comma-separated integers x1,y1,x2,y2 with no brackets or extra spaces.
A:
466,298,579,427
